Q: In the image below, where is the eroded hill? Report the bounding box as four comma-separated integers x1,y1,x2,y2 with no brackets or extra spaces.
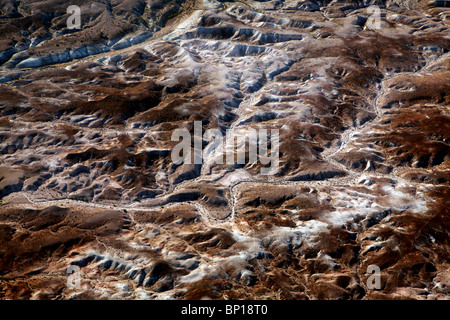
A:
0,0,449,300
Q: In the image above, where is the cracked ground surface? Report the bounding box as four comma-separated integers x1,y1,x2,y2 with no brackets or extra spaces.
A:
0,0,449,300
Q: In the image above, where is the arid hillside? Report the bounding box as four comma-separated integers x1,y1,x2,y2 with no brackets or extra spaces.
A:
0,0,449,300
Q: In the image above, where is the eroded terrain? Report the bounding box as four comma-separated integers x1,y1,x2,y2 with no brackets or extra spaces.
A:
0,0,449,300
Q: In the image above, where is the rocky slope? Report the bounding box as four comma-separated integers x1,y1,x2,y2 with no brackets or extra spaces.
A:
0,0,449,300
